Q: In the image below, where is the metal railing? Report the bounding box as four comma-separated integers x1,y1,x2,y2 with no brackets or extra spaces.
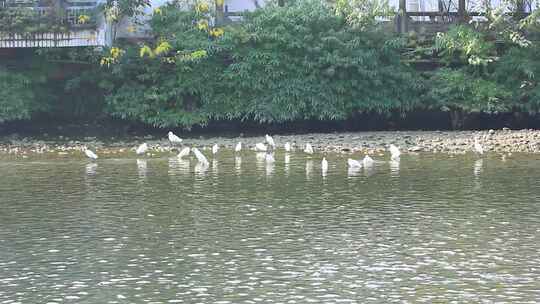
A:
0,0,105,47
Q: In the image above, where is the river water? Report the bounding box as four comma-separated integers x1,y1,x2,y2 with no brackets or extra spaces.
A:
1,152,540,303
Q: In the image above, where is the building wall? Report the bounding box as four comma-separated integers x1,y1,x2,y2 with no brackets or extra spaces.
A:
225,0,266,12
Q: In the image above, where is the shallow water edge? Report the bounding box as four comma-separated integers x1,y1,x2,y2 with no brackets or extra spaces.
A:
1,129,539,159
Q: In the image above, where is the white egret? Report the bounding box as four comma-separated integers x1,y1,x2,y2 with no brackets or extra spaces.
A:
168,131,183,144
136,143,148,155
347,158,362,168
235,142,242,153
212,144,219,155
389,144,400,159
192,147,209,165
284,142,292,152
265,134,276,148
321,157,328,174
304,143,314,154
83,147,98,160
473,137,484,155
255,142,268,152
177,147,191,159
363,155,374,167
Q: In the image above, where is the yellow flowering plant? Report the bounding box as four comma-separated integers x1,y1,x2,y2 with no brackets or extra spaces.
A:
196,19,209,31
100,47,125,67
77,14,91,24
139,45,155,58
195,2,210,13
154,41,172,55
209,27,224,38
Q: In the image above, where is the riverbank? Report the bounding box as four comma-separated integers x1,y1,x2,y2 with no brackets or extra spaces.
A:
1,129,539,158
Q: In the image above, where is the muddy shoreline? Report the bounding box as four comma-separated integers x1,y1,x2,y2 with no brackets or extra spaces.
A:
1,128,539,158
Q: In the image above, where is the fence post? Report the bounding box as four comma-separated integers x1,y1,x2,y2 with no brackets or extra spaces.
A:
515,0,525,19
458,0,466,22
398,0,408,33
215,0,224,25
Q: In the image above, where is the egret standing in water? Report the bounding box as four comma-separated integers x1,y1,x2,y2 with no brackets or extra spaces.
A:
304,143,314,154
347,158,362,168
177,147,190,159
192,147,209,165
284,142,292,152
363,155,374,167
389,144,400,160
265,134,276,149
255,142,267,152
83,147,98,160
168,131,183,145
473,137,484,155
136,143,148,155
212,144,219,155
235,142,242,153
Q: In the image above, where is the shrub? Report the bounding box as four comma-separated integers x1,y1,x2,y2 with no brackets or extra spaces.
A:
0,68,44,123
493,44,540,113
101,0,422,129
425,68,511,114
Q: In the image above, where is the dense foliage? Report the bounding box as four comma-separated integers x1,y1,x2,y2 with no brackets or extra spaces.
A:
2,0,540,129
0,69,42,123
101,0,422,128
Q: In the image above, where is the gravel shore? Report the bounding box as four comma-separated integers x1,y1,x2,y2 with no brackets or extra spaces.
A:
1,129,539,158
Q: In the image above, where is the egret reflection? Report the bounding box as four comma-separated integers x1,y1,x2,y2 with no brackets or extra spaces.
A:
364,164,376,177
473,158,484,191
235,156,242,175
85,163,97,176
474,159,483,177
284,153,290,176
321,157,328,177
305,160,314,179
389,159,400,176
266,160,275,177
256,152,266,172
347,166,361,177
212,159,218,176
168,158,190,176
194,161,209,175
136,159,147,179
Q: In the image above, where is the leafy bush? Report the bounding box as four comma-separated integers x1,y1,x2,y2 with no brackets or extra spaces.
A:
425,68,511,114
434,25,496,67
493,44,540,113
0,69,43,123
102,0,422,129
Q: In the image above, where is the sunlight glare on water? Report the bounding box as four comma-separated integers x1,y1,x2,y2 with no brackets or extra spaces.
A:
1,152,540,303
